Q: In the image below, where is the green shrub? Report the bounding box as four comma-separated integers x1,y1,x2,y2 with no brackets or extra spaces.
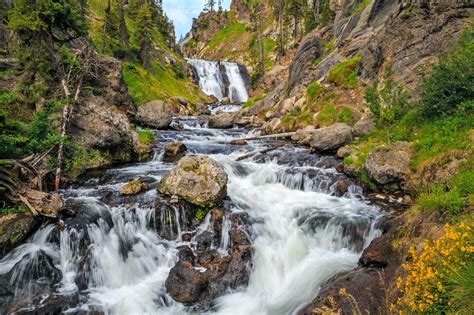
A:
0,205,29,216
135,129,155,145
0,91,20,105
336,106,354,124
317,104,336,127
0,109,28,158
327,55,361,89
421,26,474,117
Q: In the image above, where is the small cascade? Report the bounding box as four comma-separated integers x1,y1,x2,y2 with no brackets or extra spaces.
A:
187,58,249,103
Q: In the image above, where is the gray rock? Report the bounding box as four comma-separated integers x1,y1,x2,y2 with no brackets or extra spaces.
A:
288,34,323,92
220,97,231,105
353,118,376,136
176,97,189,106
364,141,413,185
195,103,211,115
136,100,173,129
291,126,316,145
309,123,353,152
336,145,351,158
0,213,39,258
208,112,235,129
159,155,228,206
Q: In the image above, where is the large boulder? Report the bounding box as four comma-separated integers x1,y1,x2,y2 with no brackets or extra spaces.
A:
120,179,147,195
364,141,413,185
291,126,317,145
163,140,187,162
309,123,353,152
158,155,228,206
208,112,235,129
0,212,39,258
136,100,173,129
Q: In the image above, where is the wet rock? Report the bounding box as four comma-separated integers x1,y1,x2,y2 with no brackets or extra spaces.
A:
136,100,173,129
359,234,393,268
208,112,235,129
154,198,195,240
195,103,211,115
120,179,147,195
196,231,214,250
309,123,353,152
230,139,248,145
159,155,228,206
364,141,413,185
163,140,187,162
0,212,39,258
220,97,231,105
229,229,251,252
336,145,351,158
353,118,376,136
335,180,348,196
165,250,208,304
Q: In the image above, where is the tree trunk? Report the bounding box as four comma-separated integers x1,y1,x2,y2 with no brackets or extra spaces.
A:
118,0,130,54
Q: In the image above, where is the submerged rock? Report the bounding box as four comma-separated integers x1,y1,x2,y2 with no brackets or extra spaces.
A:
364,141,413,185
309,123,353,152
136,100,173,129
163,140,187,162
158,155,228,206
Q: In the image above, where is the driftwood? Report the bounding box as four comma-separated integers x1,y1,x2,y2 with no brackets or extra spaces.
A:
0,157,63,217
236,144,285,161
233,132,296,142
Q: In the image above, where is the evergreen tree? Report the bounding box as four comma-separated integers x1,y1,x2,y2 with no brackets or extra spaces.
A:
135,1,154,68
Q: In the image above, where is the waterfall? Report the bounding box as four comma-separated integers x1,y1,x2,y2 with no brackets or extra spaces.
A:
187,58,249,103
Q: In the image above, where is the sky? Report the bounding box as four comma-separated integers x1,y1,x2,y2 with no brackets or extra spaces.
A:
163,0,232,40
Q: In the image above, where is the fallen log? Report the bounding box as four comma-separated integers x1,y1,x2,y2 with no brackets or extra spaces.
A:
236,144,285,161
234,132,296,142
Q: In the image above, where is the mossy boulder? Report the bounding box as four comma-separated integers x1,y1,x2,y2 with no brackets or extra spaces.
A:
136,100,173,129
158,155,228,206
120,179,147,195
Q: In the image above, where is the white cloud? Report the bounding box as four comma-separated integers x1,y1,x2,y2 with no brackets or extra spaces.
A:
163,0,232,40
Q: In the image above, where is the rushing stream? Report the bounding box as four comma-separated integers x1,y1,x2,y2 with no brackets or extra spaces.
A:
0,109,382,314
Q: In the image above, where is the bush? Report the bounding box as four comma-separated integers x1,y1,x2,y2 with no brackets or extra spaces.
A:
327,55,361,89
306,81,324,101
421,26,474,117
135,129,155,145
0,109,28,158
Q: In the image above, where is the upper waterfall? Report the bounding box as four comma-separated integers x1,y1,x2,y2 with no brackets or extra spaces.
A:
187,59,249,103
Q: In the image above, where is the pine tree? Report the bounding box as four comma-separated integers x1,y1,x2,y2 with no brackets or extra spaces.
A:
135,2,154,68
205,0,216,12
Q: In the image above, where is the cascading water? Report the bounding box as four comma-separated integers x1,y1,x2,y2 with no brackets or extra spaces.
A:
187,58,249,103
0,112,382,314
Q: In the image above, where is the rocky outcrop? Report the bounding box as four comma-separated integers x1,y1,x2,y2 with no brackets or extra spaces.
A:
163,140,187,162
208,112,236,129
288,34,323,92
364,141,413,185
69,55,137,155
309,123,353,152
136,100,174,129
158,155,228,206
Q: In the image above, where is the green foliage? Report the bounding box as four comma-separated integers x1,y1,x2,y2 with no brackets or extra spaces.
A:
207,22,246,50
0,109,28,158
306,81,324,101
195,203,215,221
27,110,60,153
336,106,354,124
350,0,371,16
447,257,474,314
417,185,466,216
0,205,28,216
135,129,155,145
327,55,361,89
0,91,20,105
421,27,474,118
364,79,411,126
243,94,266,109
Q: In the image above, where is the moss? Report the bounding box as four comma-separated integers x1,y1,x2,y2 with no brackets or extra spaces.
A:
336,106,355,124
135,129,155,145
327,55,361,89
0,205,29,216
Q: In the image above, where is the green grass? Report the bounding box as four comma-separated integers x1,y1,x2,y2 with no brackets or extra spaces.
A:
242,94,266,109
336,106,355,124
0,68,18,79
122,62,205,107
306,81,324,101
350,0,371,16
317,104,336,127
135,129,155,145
207,22,246,50
447,257,474,314
0,205,29,216
328,55,361,89
314,38,336,65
